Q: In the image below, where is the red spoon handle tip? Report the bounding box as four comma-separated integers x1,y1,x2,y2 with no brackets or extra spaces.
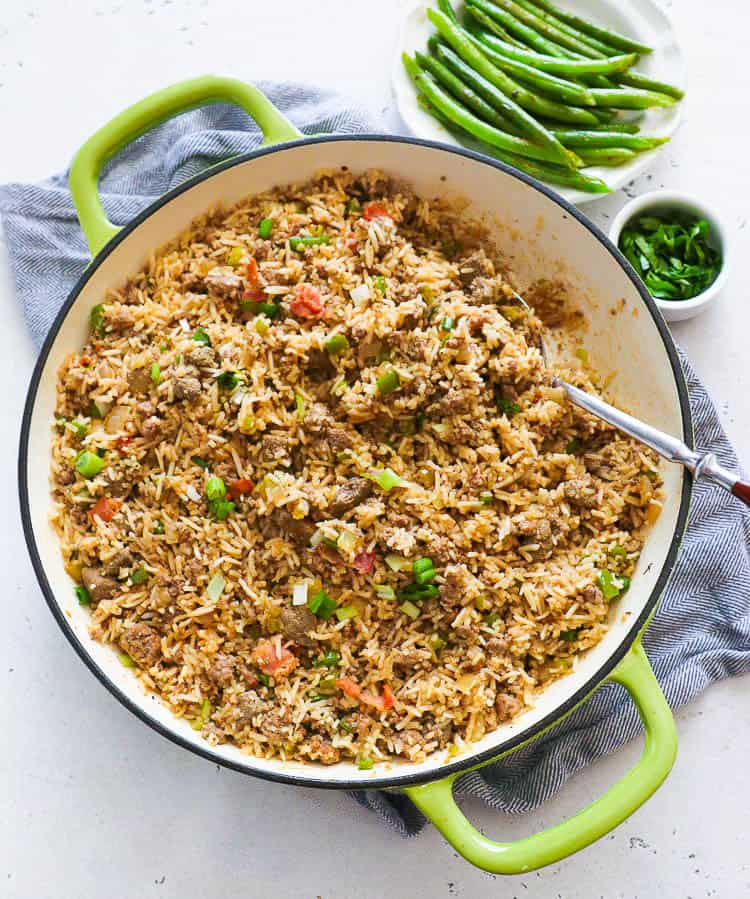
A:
731,480,750,508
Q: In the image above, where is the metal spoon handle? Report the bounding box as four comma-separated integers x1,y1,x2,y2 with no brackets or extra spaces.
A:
559,379,750,508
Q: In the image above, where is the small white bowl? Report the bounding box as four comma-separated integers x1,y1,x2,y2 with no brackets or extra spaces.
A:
609,190,729,322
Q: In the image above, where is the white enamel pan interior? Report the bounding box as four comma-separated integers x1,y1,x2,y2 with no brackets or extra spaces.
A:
20,136,692,789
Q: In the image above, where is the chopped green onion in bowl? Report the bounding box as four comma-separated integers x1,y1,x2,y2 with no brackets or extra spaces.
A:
376,369,400,396
335,605,358,622
367,467,407,492
258,217,273,239
324,333,350,356
75,450,105,479
618,212,722,301
207,572,226,602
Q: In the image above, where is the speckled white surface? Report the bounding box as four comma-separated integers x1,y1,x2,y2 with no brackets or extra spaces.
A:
1,2,749,897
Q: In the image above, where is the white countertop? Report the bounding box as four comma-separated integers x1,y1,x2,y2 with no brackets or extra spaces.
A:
2,1,749,897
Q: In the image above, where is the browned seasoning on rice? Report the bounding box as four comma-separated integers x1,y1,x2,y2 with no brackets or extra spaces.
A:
50,169,661,766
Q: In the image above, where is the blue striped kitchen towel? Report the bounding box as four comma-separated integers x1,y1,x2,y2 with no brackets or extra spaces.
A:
1,81,748,838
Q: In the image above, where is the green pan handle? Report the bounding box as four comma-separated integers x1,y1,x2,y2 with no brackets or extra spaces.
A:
69,75,302,257
405,642,676,874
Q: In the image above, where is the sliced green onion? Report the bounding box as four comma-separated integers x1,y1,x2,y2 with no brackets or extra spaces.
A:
118,652,134,667
324,333,350,356
480,491,494,505
565,437,582,455
609,545,628,557
399,583,439,601
399,600,420,619
368,467,406,492
357,755,374,770
597,569,631,600
308,589,337,620
216,371,240,391
414,566,436,586
289,234,330,251
153,520,165,535
372,275,387,295
413,557,434,575
209,499,235,520
206,477,226,501
485,613,501,628
374,584,396,601
335,605,358,622
294,393,306,421
420,285,435,303
429,634,446,654
314,650,340,669
90,304,105,335
227,246,244,266
257,672,272,687
376,369,400,396
75,451,105,479
346,197,362,216
193,328,211,345
338,719,355,735
150,362,161,385
254,317,269,336
560,628,582,642
130,566,148,585
338,530,358,554
440,316,454,331
240,300,280,319
75,585,91,605
258,218,273,239
496,397,521,416
89,401,103,419
207,572,226,602
191,455,209,469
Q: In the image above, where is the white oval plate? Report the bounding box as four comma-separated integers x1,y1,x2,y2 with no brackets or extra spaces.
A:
392,0,686,205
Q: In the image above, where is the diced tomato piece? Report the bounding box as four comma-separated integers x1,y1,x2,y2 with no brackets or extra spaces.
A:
79,355,92,367
246,257,260,287
290,284,324,319
88,497,122,523
363,202,390,221
336,677,361,700
241,287,265,303
227,478,254,500
337,677,395,712
251,636,298,678
353,550,376,575
116,435,133,451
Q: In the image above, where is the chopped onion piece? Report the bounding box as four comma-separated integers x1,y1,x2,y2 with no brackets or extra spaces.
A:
186,484,201,502
292,582,309,606
385,554,409,572
350,283,370,304
207,572,225,602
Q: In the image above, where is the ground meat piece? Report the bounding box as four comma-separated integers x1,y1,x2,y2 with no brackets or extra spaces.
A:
127,366,152,395
308,735,341,765
423,534,455,566
486,636,508,655
108,305,135,333
184,345,217,369
458,250,493,288
563,476,599,509
329,477,372,516
439,564,473,613
173,376,202,402
268,508,316,544
495,692,523,722
102,549,133,576
401,335,431,361
236,690,263,725
258,708,290,740
56,467,75,487
207,653,236,688
204,266,244,298
436,387,473,416
306,348,336,382
81,566,117,602
280,605,318,648
120,622,161,668
423,720,454,749
135,400,155,417
469,276,503,305
140,415,163,440
392,650,426,673
582,584,604,604
261,432,293,465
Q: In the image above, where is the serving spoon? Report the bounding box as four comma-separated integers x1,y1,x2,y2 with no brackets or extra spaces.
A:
511,291,750,508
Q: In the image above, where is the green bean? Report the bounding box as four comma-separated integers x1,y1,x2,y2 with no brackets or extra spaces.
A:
513,0,620,56
525,0,653,55
429,39,574,147
550,130,668,149
589,87,675,109
437,0,458,23
440,30,597,106
416,93,609,193
481,0,611,57
576,148,637,166
466,0,569,56
539,120,641,133
433,20,601,128
614,71,684,101
468,25,637,74
403,54,581,167
415,51,517,132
